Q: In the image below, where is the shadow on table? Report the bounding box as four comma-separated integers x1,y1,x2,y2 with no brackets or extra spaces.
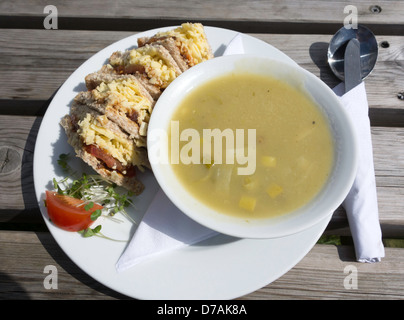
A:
0,272,30,299
35,232,132,300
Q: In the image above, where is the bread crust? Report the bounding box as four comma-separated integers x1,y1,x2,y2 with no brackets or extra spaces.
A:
85,65,162,100
74,91,140,140
150,37,189,72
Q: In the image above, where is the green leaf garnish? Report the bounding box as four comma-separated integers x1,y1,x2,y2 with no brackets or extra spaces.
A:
80,225,102,238
91,209,102,221
52,153,138,240
84,201,94,211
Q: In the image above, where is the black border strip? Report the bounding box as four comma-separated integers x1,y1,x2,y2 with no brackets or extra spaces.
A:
0,15,403,35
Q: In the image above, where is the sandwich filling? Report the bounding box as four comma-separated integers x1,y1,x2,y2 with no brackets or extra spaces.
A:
110,45,179,89
92,78,152,139
155,23,212,67
77,113,145,175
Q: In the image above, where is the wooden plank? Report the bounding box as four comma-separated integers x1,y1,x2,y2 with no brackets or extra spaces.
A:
0,115,41,223
0,114,403,238
0,0,403,34
1,230,402,299
0,230,128,299
0,29,130,104
1,29,403,124
241,243,404,299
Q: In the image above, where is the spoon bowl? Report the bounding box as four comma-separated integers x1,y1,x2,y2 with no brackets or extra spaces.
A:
328,24,378,81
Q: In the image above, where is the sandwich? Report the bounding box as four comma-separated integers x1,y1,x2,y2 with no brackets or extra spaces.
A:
60,103,149,195
109,43,182,91
78,72,154,146
85,64,162,101
60,22,213,195
137,23,214,71
107,23,213,92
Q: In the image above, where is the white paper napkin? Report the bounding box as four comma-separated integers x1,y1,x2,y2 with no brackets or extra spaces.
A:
116,34,384,272
116,189,217,271
334,82,385,263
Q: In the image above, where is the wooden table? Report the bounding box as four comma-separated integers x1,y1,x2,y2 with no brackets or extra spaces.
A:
1,0,404,300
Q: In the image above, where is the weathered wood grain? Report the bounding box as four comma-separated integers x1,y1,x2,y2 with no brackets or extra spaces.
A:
0,115,41,223
0,230,128,299
241,243,404,300
1,230,402,299
0,0,403,34
0,30,403,125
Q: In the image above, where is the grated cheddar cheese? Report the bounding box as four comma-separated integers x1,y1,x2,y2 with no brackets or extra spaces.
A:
122,46,178,88
92,78,153,144
78,113,135,167
155,23,212,66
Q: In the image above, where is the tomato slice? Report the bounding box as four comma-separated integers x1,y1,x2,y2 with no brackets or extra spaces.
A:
45,191,103,232
84,144,136,176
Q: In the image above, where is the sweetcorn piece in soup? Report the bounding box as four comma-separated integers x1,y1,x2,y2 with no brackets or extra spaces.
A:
169,72,334,220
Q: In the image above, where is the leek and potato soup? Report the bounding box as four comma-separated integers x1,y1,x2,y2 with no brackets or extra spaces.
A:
168,72,334,220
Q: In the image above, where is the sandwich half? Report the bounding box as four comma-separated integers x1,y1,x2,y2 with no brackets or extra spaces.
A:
109,43,182,91
76,73,154,146
85,64,162,101
60,103,149,195
137,23,214,71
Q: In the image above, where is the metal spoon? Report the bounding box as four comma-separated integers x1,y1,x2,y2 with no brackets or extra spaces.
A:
327,24,378,82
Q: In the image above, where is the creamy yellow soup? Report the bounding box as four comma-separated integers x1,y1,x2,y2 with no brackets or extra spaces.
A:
169,72,334,220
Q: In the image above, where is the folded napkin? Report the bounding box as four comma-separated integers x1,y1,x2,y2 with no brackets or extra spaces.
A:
116,189,217,271
334,82,385,263
116,34,384,272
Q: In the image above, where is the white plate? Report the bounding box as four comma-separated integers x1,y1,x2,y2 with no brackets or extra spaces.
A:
33,26,331,300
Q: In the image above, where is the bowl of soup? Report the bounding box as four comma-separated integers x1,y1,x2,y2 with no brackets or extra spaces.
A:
147,54,358,239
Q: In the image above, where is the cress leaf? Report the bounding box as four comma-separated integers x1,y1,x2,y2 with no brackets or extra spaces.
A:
91,209,102,221
84,202,94,211
80,225,102,238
